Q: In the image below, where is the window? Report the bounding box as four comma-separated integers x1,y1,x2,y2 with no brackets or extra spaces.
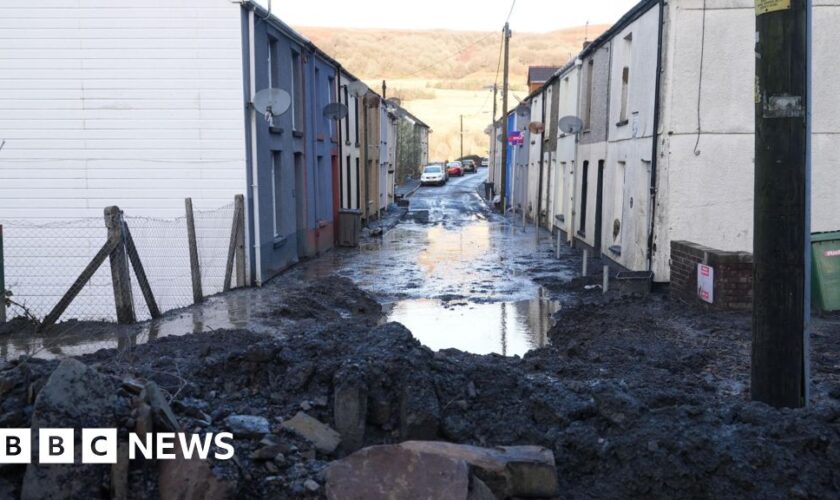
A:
619,34,632,125
343,84,350,140
268,37,279,89
354,96,360,144
272,152,283,237
291,51,303,131
345,154,351,208
327,76,335,138
579,160,589,235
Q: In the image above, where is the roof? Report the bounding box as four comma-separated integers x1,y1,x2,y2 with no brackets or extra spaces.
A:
528,66,562,84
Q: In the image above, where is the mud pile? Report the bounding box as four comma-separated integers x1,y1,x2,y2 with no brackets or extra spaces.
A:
1,277,839,498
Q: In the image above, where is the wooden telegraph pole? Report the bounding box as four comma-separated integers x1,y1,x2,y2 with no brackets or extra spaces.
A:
500,22,511,213
751,0,809,408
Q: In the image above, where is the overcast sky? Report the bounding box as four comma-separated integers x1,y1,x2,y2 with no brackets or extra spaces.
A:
261,0,641,33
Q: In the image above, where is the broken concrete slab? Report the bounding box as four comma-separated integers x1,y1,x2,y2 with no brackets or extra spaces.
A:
281,412,341,454
325,444,469,500
145,381,181,432
467,475,496,500
21,359,124,500
399,380,440,440
333,374,367,452
400,441,558,498
225,415,270,438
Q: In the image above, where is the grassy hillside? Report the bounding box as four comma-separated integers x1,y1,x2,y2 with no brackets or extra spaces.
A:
297,25,607,160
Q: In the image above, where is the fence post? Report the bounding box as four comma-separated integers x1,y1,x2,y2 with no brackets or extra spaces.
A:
0,224,5,324
104,206,136,324
185,198,203,304
235,194,246,288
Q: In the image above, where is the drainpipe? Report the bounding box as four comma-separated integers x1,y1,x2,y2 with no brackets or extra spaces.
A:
336,68,344,211
247,8,263,286
362,94,370,223
646,0,665,273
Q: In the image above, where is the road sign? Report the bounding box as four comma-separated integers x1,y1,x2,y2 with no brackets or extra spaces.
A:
697,264,714,304
508,131,523,145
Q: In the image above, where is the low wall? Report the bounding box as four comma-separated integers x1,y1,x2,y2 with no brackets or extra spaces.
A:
670,240,753,311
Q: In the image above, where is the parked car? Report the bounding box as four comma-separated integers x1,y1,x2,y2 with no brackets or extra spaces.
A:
480,158,489,168
446,161,464,177
420,164,446,186
462,159,477,173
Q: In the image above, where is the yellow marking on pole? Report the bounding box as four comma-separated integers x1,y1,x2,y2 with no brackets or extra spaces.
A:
756,0,791,15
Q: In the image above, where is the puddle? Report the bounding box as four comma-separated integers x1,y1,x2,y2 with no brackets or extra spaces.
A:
383,291,561,357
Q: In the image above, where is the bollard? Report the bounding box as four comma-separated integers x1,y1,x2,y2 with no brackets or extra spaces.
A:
602,264,610,294
556,231,561,259
582,249,589,277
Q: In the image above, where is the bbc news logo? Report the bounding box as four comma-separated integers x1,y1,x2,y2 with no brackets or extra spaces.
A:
0,429,234,464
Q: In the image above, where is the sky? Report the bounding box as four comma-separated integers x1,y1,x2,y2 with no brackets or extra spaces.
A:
260,0,641,33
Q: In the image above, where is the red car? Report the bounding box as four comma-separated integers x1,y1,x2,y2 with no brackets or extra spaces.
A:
446,161,464,177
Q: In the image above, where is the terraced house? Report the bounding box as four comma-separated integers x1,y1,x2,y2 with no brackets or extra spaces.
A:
492,0,840,285
0,0,429,320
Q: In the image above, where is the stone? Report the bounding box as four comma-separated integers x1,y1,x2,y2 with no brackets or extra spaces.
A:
158,449,235,500
399,380,440,440
145,381,181,431
135,402,154,436
281,412,342,454
250,445,287,460
225,415,271,437
21,359,124,500
111,443,129,500
304,479,320,492
300,401,313,411
325,445,469,500
333,378,368,452
467,475,496,500
400,441,558,498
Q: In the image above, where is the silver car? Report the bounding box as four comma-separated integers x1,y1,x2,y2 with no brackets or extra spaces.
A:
420,164,446,186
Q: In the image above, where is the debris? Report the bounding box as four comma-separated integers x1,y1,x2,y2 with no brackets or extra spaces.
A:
400,441,558,498
158,450,235,500
281,412,342,454
225,415,271,438
333,374,368,452
303,479,320,492
325,444,469,500
400,379,440,440
145,381,181,431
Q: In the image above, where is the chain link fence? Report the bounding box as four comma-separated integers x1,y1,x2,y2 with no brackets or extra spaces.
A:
1,201,237,322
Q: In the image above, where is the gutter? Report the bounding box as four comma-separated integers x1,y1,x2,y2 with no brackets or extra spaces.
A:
646,0,665,273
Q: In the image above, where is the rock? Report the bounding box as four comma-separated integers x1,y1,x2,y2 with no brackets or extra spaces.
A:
467,381,478,399
304,479,320,492
400,441,558,498
21,359,124,500
250,445,287,461
225,415,270,437
158,450,235,500
300,401,313,411
145,381,181,431
400,380,440,440
467,475,496,500
122,378,145,394
333,375,368,452
135,402,154,436
281,412,342,454
325,445,469,500
111,443,129,500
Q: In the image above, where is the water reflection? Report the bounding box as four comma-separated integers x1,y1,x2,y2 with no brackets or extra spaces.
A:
384,289,560,357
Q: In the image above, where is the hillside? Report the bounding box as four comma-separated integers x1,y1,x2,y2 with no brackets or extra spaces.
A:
297,25,608,160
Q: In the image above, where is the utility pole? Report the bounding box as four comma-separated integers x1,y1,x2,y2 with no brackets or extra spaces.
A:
751,0,809,408
500,22,511,213
460,114,464,161
382,80,387,100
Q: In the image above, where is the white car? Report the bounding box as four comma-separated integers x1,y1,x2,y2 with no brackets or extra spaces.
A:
420,164,446,186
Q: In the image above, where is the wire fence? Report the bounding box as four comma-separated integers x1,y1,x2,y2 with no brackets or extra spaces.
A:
1,201,236,322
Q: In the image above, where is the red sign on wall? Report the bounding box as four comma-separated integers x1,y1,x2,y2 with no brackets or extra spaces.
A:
508,131,524,145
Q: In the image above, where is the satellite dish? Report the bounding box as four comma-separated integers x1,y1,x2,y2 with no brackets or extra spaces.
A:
253,88,291,123
348,81,368,98
386,97,402,107
528,121,545,134
558,116,584,134
515,103,531,117
323,102,348,120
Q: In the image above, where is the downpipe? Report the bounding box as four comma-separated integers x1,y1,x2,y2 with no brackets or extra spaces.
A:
247,8,263,286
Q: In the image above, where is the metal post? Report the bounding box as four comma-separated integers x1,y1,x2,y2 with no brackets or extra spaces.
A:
751,0,809,408
603,264,610,294
582,249,589,277
500,22,511,213
185,198,203,304
104,206,136,324
556,230,561,259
